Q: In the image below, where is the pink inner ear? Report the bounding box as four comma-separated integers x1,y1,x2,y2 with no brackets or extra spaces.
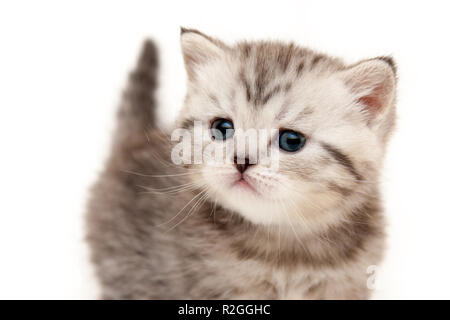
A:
357,83,386,115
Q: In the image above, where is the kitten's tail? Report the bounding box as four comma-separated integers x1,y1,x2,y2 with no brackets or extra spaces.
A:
115,40,159,145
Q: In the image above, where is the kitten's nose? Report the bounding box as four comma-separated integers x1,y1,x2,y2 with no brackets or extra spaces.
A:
234,157,253,173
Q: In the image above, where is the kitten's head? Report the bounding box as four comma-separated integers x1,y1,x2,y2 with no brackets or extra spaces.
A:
175,28,396,228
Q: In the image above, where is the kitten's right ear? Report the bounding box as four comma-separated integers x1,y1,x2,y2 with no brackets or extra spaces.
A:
180,27,227,80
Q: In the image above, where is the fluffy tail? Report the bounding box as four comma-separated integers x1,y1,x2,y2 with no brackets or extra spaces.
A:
115,40,159,145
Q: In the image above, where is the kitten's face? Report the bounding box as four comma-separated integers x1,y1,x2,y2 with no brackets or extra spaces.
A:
177,29,396,227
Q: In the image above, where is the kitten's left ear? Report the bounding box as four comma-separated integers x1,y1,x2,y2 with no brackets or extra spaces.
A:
341,57,397,124
180,27,228,80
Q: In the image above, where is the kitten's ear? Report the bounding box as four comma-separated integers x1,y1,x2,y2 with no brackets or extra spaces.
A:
341,57,396,123
180,27,227,79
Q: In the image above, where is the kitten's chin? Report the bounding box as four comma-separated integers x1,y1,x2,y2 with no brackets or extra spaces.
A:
214,189,293,226
212,181,343,228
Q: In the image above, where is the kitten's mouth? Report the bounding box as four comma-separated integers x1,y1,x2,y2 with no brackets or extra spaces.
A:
232,177,257,194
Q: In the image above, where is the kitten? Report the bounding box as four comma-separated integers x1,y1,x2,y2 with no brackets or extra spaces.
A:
86,28,396,299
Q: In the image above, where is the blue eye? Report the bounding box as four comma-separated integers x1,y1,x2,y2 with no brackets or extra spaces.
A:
279,130,306,152
211,119,234,140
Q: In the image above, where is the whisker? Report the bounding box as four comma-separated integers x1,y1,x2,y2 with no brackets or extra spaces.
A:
138,182,202,195
122,169,204,178
156,187,208,228
166,190,210,232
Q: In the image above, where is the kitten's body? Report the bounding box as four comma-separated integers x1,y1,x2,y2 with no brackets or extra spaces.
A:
87,32,395,299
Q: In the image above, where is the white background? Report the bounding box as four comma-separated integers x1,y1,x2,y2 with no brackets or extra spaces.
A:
1,0,449,299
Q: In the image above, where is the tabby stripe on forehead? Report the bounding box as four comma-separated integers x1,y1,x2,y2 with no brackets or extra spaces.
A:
296,61,305,76
241,43,251,58
261,84,281,105
321,143,363,181
277,43,294,73
239,71,252,102
310,55,325,70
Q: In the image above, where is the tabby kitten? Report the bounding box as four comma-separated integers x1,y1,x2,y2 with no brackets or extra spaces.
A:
87,28,396,299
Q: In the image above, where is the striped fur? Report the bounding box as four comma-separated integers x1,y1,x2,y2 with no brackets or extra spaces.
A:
87,30,397,299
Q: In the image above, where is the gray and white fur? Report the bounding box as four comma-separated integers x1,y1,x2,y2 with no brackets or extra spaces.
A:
86,29,397,299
